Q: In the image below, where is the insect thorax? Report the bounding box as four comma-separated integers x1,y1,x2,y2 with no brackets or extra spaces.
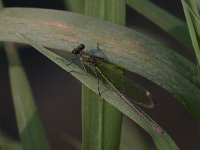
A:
81,52,97,66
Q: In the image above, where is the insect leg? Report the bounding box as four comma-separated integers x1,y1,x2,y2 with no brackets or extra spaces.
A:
97,73,100,97
66,55,79,66
79,56,87,73
97,42,100,50
55,57,88,76
96,43,106,60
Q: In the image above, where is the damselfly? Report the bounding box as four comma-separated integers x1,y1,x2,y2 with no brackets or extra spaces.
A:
69,44,164,133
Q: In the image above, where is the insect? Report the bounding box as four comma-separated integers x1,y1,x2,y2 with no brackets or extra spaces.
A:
68,43,164,134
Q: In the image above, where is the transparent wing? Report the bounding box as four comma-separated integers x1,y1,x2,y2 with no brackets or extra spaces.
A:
96,61,156,108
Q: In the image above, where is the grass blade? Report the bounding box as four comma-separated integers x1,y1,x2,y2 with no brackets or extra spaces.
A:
0,1,3,8
181,0,200,78
126,0,193,51
82,86,122,150
82,86,104,150
18,34,179,149
0,129,22,150
5,43,50,150
83,0,125,150
0,8,198,121
120,119,150,150
61,133,82,150
64,0,85,13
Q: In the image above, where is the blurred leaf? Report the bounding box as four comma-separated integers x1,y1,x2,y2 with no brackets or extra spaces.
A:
126,0,193,51
61,133,82,150
64,0,84,13
5,43,50,150
0,2,3,8
85,0,125,24
0,129,22,150
120,118,150,150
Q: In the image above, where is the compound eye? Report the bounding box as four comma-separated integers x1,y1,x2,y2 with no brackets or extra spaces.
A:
80,44,85,49
72,49,76,54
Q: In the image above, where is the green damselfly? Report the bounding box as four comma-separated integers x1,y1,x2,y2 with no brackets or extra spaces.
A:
69,44,164,134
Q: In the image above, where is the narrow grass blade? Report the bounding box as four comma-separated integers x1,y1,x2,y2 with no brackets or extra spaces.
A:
64,0,85,13
120,119,150,150
82,86,122,150
85,0,125,24
126,0,193,51
82,86,104,150
0,129,22,150
61,133,82,150
181,0,200,78
84,0,125,150
0,2,3,8
18,34,179,149
5,43,50,150
183,0,200,37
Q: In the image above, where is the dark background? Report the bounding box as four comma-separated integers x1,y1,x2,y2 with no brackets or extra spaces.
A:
0,0,199,150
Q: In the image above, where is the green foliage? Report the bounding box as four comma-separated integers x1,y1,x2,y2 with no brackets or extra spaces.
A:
0,8,199,122
64,0,85,13
83,0,125,150
5,43,50,150
181,0,200,77
126,0,193,51
0,1,50,150
0,0,199,149
0,129,22,150
18,29,179,150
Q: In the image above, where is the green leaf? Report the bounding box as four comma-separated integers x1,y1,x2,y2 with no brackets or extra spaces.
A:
0,8,199,121
126,0,193,51
5,43,51,150
1,7,200,149
0,129,22,150
181,0,200,77
61,133,82,150
82,86,122,150
83,0,125,150
85,0,125,24
120,119,150,150
64,0,85,13
18,33,179,150
0,2,3,8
